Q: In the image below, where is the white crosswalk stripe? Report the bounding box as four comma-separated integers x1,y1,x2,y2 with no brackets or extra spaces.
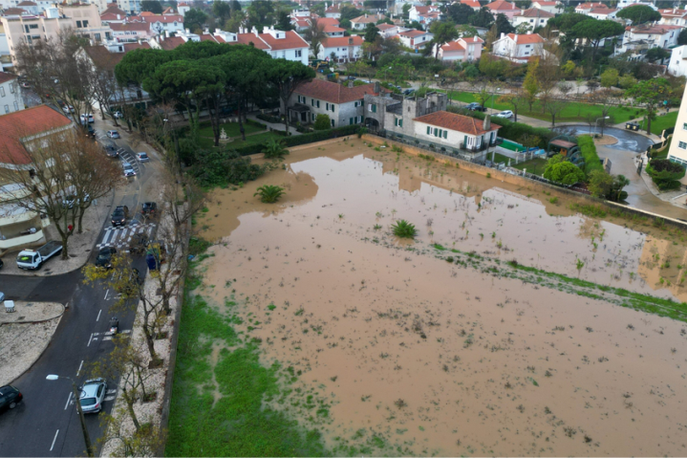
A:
97,223,155,250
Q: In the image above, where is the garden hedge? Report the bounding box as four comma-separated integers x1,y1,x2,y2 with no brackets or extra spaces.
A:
577,135,604,176
646,158,686,190
231,124,362,156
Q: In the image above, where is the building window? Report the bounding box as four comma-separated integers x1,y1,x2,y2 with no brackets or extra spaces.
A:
95,33,101,41
0,87,4,97
83,20,89,27
331,119,335,127
76,20,82,27
9,84,14,93
295,49,302,57
331,104,335,112
371,104,376,113
434,128,438,136
683,123,687,130
4,105,8,113
326,102,329,110
311,113,315,121
394,118,398,126
13,101,18,111
317,100,320,108
399,119,403,127
679,141,687,149
443,130,447,139
426,126,431,135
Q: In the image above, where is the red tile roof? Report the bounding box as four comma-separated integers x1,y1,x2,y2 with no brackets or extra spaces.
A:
101,4,125,15
234,33,270,49
82,45,125,70
0,105,73,165
100,12,125,21
460,0,482,8
16,1,36,6
505,33,544,44
316,17,340,26
156,36,185,50
515,7,554,17
629,24,682,34
295,79,380,104
461,36,484,43
414,111,501,136
260,30,308,50
376,23,394,30
441,41,465,52
124,42,150,51
351,13,384,23
109,22,149,31
575,2,607,9
399,29,426,38
320,35,364,48
486,0,519,11
589,7,616,14
323,24,345,33
1,7,28,15
0,72,17,84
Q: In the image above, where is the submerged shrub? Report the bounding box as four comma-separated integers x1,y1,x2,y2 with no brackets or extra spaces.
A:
392,219,417,239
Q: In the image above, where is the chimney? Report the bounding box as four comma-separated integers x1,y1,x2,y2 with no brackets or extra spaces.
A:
374,81,380,93
500,32,504,39
483,115,491,131
348,36,353,44
514,34,518,42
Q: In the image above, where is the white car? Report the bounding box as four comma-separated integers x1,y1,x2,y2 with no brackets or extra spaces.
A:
495,110,514,119
80,113,94,124
79,378,107,414
122,162,136,177
107,130,120,139
62,105,74,114
112,111,123,118
136,152,149,162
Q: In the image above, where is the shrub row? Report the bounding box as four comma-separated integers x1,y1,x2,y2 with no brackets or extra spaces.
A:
231,124,362,156
256,113,282,124
577,135,604,176
446,106,556,149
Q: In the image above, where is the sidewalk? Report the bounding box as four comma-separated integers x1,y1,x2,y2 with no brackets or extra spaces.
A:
246,113,301,136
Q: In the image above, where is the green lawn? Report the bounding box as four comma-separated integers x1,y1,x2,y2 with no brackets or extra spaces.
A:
446,91,640,124
650,111,678,136
197,131,283,149
512,158,548,176
197,120,266,139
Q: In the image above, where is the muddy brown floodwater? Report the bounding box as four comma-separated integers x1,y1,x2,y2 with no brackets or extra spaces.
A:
195,138,687,456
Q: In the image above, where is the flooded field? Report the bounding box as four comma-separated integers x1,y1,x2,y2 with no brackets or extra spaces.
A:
193,138,687,456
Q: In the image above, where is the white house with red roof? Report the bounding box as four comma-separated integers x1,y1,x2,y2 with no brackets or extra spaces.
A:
574,2,608,15
398,29,433,49
407,111,501,155
317,35,364,62
511,8,554,29
0,71,21,114
408,4,441,26
324,3,341,18
435,36,484,62
127,12,183,34
492,32,545,63
659,8,687,26
0,105,73,251
588,7,617,19
322,23,345,37
287,79,383,127
376,23,407,39
109,21,152,41
459,0,482,11
210,27,309,65
14,1,38,15
531,1,560,14
619,24,682,53
486,0,521,19
350,13,385,31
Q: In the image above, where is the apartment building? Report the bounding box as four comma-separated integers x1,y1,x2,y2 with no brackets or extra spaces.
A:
667,83,687,172
0,71,22,113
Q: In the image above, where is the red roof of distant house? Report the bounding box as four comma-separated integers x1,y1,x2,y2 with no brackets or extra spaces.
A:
0,72,17,84
413,5,434,14
515,7,554,17
376,23,395,30
461,36,484,43
323,24,345,33
659,8,687,16
260,30,308,50
81,42,150,70
628,24,682,34
0,105,73,165
109,22,149,32
233,33,270,49
486,0,519,11
16,1,36,6
534,0,559,5
589,7,616,14
505,33,544,43
460,0,481,8
1,7,28,15
414,111,501,136
575,2,608,9
442,41,465,52
320,35,364,48
351,14,383,23
101,4,125,16
129,13,182,23
156,36,185,50
124,42,150,51
399,29,426,38
316,17,340,26
294,80,381,104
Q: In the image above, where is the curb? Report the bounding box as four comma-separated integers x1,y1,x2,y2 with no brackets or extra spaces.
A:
0,303,66,325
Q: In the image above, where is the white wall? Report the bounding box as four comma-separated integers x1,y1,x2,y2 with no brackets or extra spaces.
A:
0,78,23,114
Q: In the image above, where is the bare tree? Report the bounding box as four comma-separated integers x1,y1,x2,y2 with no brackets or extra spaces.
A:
498,85,527,122
98,403,166,457
86,65,120,125
0,129,120,258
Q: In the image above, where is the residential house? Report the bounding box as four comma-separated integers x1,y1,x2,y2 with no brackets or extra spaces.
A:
376,23,407,39
619,24,682,54
289,10,311,32
209,27,309,65
0,71,21,113
659,8,687,27
587,7,618,19
317,35,363,62
574,2,608,15
668,44,687,76
0,105,73,252
286,79,384,128
398,29,433,49
511,8,554,30
177,1,189,16
350,13,385,31
0,18,11,71
408,5,441,27
322,23,345,37
485,0,521,19
1,9,72,68
14,1,38,15
0,0,53,12
491,32,545,63
59,3,113,42
99,5,127,24
666,82,687,173
459,0,482,11
531,1,560,14
617,0,657,9
109,21,151,41
127,12,183,35
435,36,484,62
0,7,30,16
116,0,140,15
365,90,446,134
324,3,341,18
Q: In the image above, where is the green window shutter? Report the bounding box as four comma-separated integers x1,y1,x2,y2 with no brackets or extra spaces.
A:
394,118,398,126
326,102,329,110
434,128,438,136
443,130,447,139
426,126,430,134
399,119,403,127
372,104,376,113
350,118,353,125
464,135,467,146
332,105,335,112
317,100,320,108
311,99,314,106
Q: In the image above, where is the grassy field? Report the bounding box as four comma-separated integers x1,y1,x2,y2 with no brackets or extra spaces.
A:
512,157,548,176
650,111,678,136
447,92,639,124
166,246,329,457
197,131,284,149
197,121,266,139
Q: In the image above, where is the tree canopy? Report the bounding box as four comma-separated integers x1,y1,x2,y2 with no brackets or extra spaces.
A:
616,5,662,25
183,8,207,33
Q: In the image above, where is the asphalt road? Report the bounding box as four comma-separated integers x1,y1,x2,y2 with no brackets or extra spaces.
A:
0,126,157,457
553,125,655,153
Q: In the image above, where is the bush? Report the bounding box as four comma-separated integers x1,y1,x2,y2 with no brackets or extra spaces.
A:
256,113,282,124
447,106,555,149
646,159,686,190
313,114,331,130
577,135,604,176
262,138,289,159
543,154,586,185
191,148,265,188
391,219,417,239
254,185,285,203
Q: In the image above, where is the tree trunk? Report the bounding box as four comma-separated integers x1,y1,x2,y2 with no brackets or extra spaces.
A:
238,101,246,141
282,95,290,136
77,206,88,234
124,391,141,431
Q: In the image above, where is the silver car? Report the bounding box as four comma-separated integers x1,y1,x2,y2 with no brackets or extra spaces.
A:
79,378,107,414
122,162,136,177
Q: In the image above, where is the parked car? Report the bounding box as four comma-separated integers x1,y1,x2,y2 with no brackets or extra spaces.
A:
106,130,120,139
86,124,96,138
112,111,123,119
21,82,30,88
141,201,157,216
62,105,74,114
495,110,514,119
465,102,487,112
122,162,136,177
104,146,118,158
0,385,23,414
136,152,149,162
95,247,117,269
80,113,94,124
61,194,90,209
79,379,107,414
403,88,415,95
111,206,129,227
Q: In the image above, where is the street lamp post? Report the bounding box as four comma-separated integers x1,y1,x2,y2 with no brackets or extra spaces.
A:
46,375,94,458
594,116,610,138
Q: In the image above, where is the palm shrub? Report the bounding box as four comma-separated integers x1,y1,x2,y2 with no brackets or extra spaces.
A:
254,185,285,203
262,138,289,159
392,219,417,239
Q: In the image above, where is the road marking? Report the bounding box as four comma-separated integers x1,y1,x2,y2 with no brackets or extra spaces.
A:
50,429,59,451
104,289,109,300
87,333,93,347
96,309,102,321
76,360,84,377
64,392,72,410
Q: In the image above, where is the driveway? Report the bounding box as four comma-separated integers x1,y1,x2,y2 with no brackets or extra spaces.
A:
553,125,655,153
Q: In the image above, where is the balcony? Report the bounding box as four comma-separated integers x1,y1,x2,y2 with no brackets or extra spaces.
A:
460,142,495,152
